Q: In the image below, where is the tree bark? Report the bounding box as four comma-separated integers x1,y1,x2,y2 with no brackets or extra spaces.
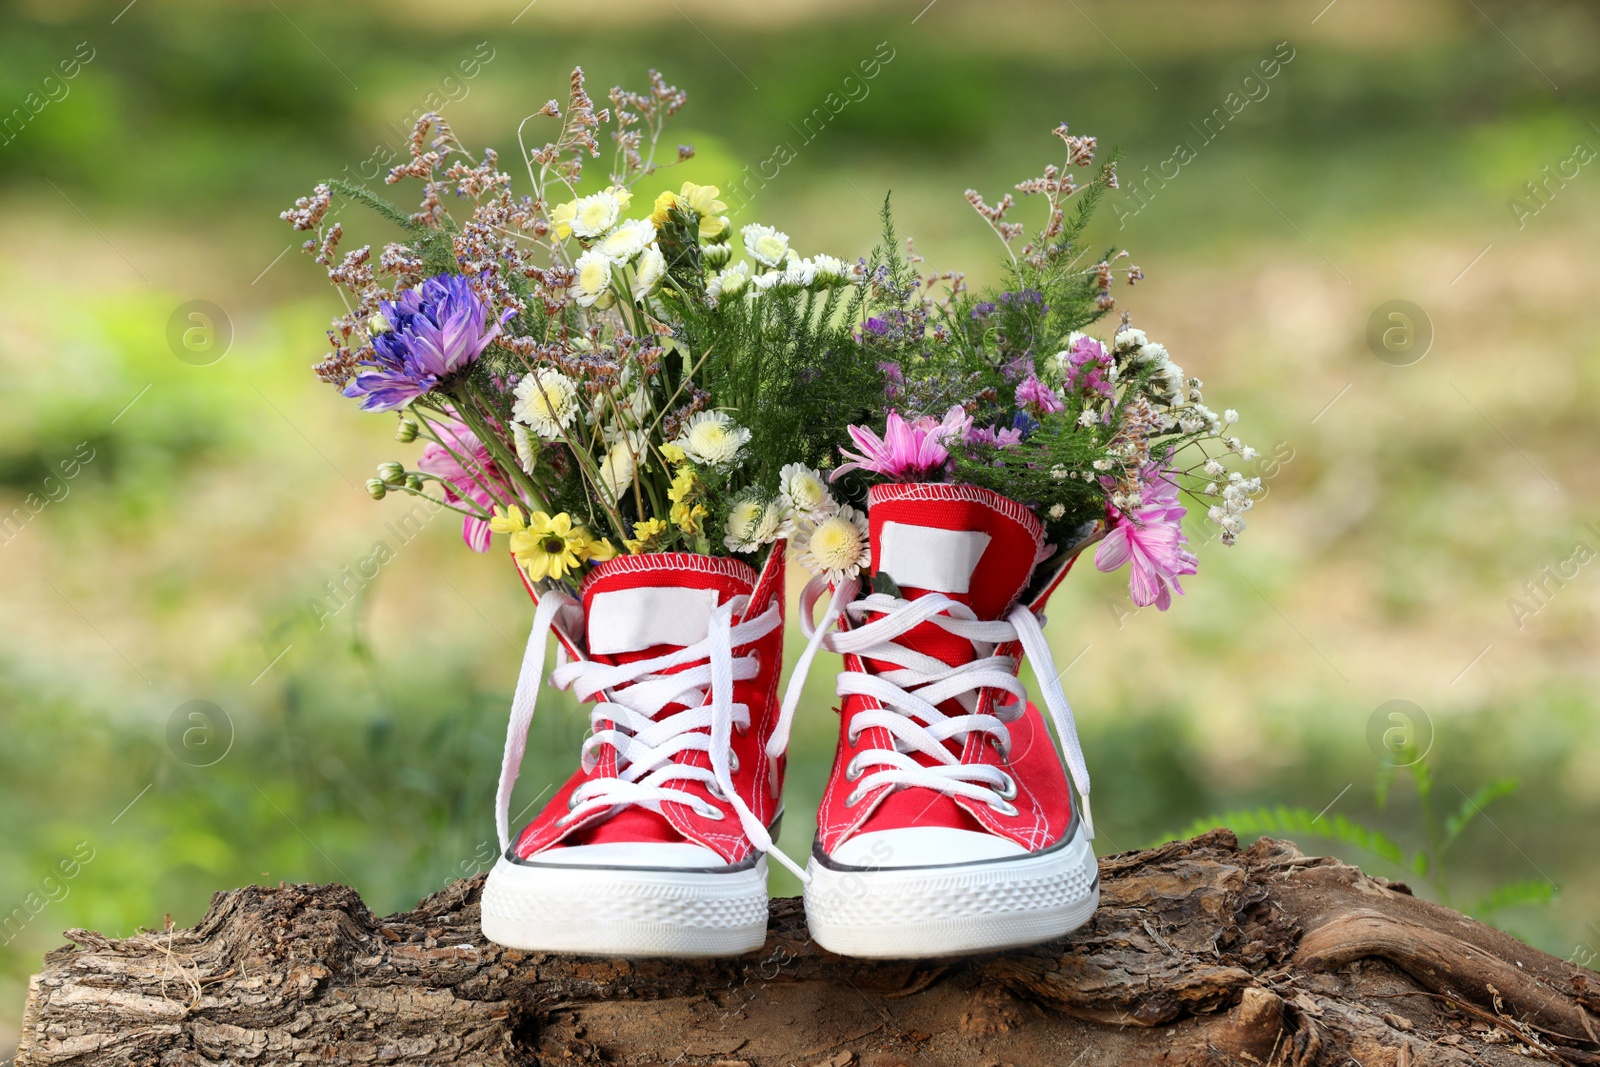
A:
15,831,1600,1066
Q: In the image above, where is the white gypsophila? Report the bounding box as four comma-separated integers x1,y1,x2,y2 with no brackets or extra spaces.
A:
778,462,834,521
511,421,538,475
1241,446,1258,460
1179,416,1205,435
1204,482,1219,496
723,494,786,553
1203,458,1226,477
567,187,628,238
1077,408,1099,428
1223,408,1239,424
741,223,791,268
573,247,615,308
596,218,657,261
794,504,869,583
1115,327,1148,351
676,410,751,466
514,368,580,439
1137,342,1169,365
1048,503,1066,520
632,243,666,300
707,262,748,303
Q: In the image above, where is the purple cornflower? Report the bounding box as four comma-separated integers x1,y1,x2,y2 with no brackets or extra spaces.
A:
343,274,511,412
1015,373,1065,414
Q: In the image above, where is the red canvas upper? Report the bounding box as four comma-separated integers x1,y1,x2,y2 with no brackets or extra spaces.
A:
510,549,787,863
816,482,1082,855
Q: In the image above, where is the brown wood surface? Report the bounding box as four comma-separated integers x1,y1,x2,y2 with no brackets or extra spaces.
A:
15,830,1600,1066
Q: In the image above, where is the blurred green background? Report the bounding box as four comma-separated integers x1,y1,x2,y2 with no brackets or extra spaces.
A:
4,0,1599,1047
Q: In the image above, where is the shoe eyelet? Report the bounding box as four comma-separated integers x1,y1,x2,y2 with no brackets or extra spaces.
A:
728,752,741,774
844,788,864,808
708,782,728,801
566,792,581,811
994,773,1018,801
735,721,750,737
697,804,726,821
988,797,1019,818
748,650,762,671
843,755,865,782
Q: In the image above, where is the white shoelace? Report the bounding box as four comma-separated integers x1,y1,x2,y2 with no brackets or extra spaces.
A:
776,574,1094,839
496,590,809,880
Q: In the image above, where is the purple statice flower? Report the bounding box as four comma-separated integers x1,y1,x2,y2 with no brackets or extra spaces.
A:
966,422,1024,449
863,316,892,336
1061,334,1113,399
1015,373,1065,414
343,274,511,412
970,301,996,320
997,288,1049,314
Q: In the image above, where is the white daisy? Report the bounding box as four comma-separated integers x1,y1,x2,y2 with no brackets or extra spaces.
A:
707,262,749,302
675,410,750,467
741,223,791,268
596,218,657,261
511,421,538,475
794,504,870,583
596,437,638,504
631,243,666,300
778,462,834,520
514,369,580,439
723,493,786,554
573,248,616,308
565,186,630,239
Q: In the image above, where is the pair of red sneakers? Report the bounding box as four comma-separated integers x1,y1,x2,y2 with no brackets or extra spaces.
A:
480,483,1098,959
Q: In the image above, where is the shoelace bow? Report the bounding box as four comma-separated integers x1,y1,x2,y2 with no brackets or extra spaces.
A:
496,590,810,881
775,574,1094,839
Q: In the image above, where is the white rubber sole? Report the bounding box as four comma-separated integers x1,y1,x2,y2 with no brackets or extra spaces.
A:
480,853,770,957
804,825,1099,959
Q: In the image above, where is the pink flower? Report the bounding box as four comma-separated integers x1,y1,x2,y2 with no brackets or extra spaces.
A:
1015,373,1065,414
416,417,513,552
832,406,972,482
1093,470,1197,610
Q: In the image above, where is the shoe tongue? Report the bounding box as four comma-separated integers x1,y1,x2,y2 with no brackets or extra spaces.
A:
567,552,759,852
867,483,1044,622
855,484,1045,839
579,552,758,665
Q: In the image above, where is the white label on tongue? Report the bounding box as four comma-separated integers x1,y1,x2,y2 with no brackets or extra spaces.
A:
878,522,992,594
587,585,720,655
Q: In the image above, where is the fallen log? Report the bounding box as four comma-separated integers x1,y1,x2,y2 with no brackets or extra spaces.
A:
15,831,1600,1066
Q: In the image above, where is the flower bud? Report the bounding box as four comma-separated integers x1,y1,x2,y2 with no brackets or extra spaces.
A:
368,313,391,334
365,478,388,500
377,461,406,483
405,473,423,491
395,416,419,443
702,242,732,269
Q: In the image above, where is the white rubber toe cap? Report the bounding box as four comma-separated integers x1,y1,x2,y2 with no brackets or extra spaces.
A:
828,826,1029,868
527,841,727,868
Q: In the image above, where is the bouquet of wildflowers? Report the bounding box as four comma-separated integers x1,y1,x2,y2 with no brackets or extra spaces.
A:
281,69,880,589
789,124,1262,610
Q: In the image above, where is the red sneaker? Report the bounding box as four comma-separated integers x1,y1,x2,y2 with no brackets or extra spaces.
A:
480,550,799,957
790,483,1099,958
